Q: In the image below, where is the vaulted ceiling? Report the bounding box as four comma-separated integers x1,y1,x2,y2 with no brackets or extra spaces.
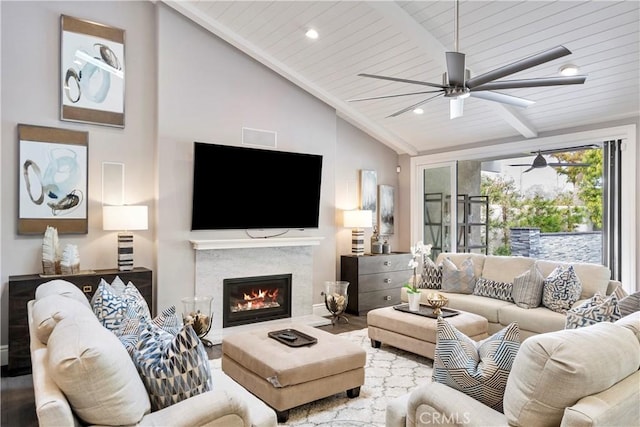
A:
164,1,640,155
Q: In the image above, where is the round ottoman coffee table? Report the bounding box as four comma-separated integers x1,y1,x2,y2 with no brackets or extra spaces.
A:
367,305,488,359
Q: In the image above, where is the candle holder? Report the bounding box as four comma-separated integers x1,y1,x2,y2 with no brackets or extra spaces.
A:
181,295,213,347
322,281,349,326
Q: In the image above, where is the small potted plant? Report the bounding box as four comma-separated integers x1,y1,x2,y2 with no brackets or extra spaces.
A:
404,241,432,311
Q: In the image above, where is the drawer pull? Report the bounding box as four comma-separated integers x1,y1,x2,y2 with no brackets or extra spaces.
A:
384,295,391,301
383,261,390,266
384,278,391,283
82,285,93,294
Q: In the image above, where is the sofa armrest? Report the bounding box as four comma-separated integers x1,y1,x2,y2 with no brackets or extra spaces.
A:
138,389,250,427
406,382,508,427
561,371,640,427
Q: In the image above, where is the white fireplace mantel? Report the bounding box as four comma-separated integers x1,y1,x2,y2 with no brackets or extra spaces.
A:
190,236,324,250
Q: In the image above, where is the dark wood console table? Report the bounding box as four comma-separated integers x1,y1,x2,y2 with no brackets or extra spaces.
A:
7,267,153,376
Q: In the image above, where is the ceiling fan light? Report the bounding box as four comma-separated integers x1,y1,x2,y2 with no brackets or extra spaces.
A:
305,28,319,39
413,108,424,114
457,92,470,99
559,64,579,76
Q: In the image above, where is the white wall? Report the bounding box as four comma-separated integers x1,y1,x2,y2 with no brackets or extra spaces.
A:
1,1,157,349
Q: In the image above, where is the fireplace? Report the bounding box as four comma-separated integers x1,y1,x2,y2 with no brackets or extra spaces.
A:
223,273,292,328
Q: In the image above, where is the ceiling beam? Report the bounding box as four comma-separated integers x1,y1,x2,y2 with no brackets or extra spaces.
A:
368,2,539,139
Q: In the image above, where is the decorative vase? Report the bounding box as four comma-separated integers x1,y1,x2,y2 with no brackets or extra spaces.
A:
181,296,213,347
322,281,349,325
426,293,449,316
408,291,421,311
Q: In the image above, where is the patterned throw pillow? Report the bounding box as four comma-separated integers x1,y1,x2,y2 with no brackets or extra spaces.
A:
542,265,583,314
618,291,640,317
117,305,182,354
441,256,476,294
565,292,622,329
132,324,212,411
473,277,514,302
420,256,442,289
511,265,545,309
91,278,151,331
433,318,520,413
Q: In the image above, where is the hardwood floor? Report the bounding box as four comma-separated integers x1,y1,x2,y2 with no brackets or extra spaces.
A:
1,313,369,426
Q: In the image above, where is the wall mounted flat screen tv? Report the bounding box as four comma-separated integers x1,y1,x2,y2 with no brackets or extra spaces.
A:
191,142,323,230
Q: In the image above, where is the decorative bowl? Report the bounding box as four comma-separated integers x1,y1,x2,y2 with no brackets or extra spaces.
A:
426,293,449,316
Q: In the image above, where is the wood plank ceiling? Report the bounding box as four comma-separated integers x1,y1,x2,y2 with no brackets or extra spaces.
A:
164,1,640,155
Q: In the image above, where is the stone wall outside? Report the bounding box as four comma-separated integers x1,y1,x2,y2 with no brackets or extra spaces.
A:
510,227,602,264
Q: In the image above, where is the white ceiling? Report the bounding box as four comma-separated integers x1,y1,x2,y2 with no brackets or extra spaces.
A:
164,1,640,155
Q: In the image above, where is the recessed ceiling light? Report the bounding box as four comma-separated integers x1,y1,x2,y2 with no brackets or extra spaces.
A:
559,64,579,76
305,29,319,40
413,108,424,114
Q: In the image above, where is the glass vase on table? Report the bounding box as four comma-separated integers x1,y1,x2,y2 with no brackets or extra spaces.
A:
181,295,213,347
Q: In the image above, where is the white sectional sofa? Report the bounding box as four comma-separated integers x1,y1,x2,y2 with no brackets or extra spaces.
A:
404,253,621,339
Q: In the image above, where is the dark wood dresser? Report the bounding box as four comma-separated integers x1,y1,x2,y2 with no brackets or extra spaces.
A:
7,267,153,376
341,253,412,315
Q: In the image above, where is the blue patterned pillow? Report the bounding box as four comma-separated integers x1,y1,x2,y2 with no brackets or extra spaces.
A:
473,277,514,302
419,257,442,289
542,265,583,313
433,318,520,413
91,279,151,331
565,293,621,329
441,256,476,294
132,324,212,410
117,305,182,354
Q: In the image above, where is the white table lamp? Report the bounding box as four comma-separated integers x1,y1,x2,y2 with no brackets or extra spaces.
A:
344,209,373,256
103,205,148,271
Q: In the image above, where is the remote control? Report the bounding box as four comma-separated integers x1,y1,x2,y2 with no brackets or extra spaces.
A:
278,332,297,341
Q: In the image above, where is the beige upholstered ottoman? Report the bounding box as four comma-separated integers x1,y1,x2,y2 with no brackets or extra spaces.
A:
367,305,488,359
222,324,366,423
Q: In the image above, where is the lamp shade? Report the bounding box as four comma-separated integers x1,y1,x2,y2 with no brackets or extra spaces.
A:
343,209,373,229
103,205,148,231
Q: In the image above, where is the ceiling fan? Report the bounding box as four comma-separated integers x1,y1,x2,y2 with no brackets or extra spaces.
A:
509,151,591,173
350,0,587,119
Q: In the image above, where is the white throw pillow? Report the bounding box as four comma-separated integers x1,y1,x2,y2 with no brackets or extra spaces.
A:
511,265,545,309
31,294,98,344
35,279,91,309
47,316,150,425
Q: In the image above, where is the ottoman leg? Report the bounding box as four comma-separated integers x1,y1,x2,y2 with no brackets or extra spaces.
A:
347,386,361,398
276,409,289,423
371,339,381,348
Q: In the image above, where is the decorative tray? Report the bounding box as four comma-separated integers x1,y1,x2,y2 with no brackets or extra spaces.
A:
268,328,318,347
393,304,460,319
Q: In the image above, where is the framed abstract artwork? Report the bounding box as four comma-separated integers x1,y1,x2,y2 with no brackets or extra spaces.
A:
60,15,125,127
378,184,395,235
18,124,89,234
359,170,377,227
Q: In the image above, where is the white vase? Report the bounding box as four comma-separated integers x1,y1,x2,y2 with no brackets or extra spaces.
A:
408,291,421,311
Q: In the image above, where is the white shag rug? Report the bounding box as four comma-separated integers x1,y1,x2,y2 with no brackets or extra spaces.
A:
211,328,433,426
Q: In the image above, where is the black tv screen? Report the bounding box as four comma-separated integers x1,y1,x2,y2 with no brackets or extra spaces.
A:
191,142,323,230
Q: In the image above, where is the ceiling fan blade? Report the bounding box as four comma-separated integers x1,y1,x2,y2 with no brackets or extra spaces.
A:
450,98,464,119
348,90,444,102
509,163,533,167
523,167,535,173
358,73,447,89
471,75,587,91
446,52,466,86
547,163,591,167
466,45,572,89
470,91,535,108
387,93,444,118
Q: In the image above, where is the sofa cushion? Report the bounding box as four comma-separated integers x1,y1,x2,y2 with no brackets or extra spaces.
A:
481,255,535,284
35,279,91,309
565,293,621,329
132,324,212,411
473,277,514,302
618,291,640,317
47,316,150,426
419,257,442,289
432,318,520,412
614,311,640,341
439,293,511,323
542,265,582,314
535,260,609,299
31,294,98,344
91,278,151,331
498,304,566,335
441,256,476,294
511,265,545,309
504,321,640,427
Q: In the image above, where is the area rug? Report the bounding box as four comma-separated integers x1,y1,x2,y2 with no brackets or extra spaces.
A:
211,328,433,426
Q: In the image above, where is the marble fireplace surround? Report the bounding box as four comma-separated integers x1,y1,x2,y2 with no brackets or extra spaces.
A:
191,237,330,343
